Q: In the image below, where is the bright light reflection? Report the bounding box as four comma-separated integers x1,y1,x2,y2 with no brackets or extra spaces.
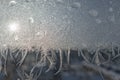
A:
8,22,19,32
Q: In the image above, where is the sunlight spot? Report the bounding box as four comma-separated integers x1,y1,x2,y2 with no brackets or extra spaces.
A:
8,22,19,32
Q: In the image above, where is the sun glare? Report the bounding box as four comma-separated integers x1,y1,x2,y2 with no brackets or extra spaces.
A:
8,22,19,32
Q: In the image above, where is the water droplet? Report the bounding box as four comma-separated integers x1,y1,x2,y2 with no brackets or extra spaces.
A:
9,1,17,6
89,9,98,17
36,31,46,39
109,7,113,12
108,15,115,22
28,17,34,24
109,1,113,4
96,19,102,24
36,32,41,36
62,15,68,19
71,2,81,9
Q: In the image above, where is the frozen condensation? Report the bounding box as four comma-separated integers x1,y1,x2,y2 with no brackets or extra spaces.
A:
0,1,120,79
89,9,98,17
108,15,115,22
71,2,81,9
109,7,113,12
28,17,34,24
0,0,119,49
9,1,17,6
56,0,64,3
36,31,46,39
95,19,102,24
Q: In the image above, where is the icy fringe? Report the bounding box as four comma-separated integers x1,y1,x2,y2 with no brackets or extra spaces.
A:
0,44,120,80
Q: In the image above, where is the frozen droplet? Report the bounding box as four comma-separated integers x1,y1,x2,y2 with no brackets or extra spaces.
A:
108,15,115,22
28,17,34,24
56,0,64,3
81,43,87,48
89,9,98,17
9,1,17,6
36,31,46,39
96,19,102,24
109,7,113,12
62,15,68,19
109,1,113,4
67,6,72,11
25,0,30,3
71,2,81,9
36,32,41,36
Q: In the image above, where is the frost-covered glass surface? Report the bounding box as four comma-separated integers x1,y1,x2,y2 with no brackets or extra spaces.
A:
1,0,120,80
0,0,120,49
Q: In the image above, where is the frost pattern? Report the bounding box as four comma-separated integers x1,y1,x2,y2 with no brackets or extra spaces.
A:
0,0,120,79
0,0,119,49
0,44,120,79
